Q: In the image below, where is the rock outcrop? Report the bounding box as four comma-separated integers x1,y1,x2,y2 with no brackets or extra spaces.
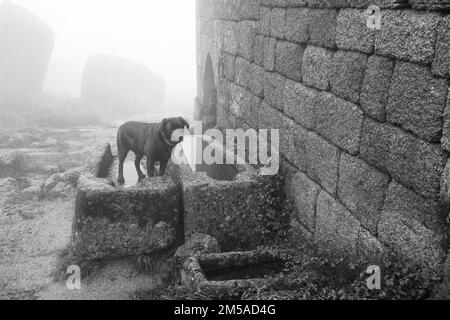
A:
0,1,54,110
81,55,165,117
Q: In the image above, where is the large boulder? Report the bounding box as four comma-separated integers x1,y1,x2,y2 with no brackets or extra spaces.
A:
0,1,54,110
81,55,165,117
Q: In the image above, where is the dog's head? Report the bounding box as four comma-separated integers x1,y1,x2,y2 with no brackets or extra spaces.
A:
161,117,190,145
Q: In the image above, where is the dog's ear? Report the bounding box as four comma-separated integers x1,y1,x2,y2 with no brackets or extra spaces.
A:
162,118,172,131
179,117,190,129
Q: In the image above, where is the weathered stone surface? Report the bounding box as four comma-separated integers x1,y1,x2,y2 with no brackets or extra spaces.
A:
269,8,287,39
258,103,301,166
285,8,309,44
286,126,308,171
263,37,277,71
197,0,212,18
86,143,114,178
441,92,450,151
302,45,333,90
218,20,239,54
308,9,338,49
379,182,447,271
235,57,251,88
314,92,364,155
360,55,395,122
305,131,340,195
227,82,246,118
330,50,367,104
237,21,257,61
315,190,361,257
261,6,287,38
336,9,375,54
342,0,410,8
197,17,213,35
261,0,287,7
173,161,287,251
259,6,272,36
229,85,249,119
386,62,448,143
253,35,265,67
182,249,292,298
440,158,450,204
73,176,183,260
218,50,236,82
240,0,261,20
212,0,241,20
287,171,321,231
286,0,308,5
282,117,306,175
283,80,318,130
410,0,450,11
44,168,83,193
217,106,230,128
236,89,259,124
290,219,314,243
375,10,441,64
217,78,231,111
175,233,221,261
357,229,387,259
307,0,349,7
263,71,286,111
433,16,450,79
338,154,390,234
247,95,262,128
248,64,265,98
360,118,446,199
275,41,304,81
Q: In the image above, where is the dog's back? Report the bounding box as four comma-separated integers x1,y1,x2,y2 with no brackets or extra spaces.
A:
117,121,154,154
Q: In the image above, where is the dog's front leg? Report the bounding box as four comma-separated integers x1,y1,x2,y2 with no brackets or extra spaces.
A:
160,160,168,176
117,149,128,185
147,158,155,177
135,154,146,181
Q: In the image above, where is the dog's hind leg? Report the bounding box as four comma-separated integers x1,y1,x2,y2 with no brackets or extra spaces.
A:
134,153,146,181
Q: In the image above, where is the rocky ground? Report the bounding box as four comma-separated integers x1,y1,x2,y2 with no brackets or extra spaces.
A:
0,123,165,299
0,115,447,300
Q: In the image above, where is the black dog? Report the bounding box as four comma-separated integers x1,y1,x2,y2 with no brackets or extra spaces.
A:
116,117,190,184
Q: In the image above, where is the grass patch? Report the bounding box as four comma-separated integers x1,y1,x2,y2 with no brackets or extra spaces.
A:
52,246,104,281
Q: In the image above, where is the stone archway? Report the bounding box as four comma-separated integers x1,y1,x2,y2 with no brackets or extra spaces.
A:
199,53,217,130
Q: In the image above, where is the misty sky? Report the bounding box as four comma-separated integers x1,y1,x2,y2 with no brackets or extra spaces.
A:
6,0,197,112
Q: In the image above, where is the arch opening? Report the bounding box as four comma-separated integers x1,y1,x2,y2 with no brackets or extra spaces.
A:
196,53,217,130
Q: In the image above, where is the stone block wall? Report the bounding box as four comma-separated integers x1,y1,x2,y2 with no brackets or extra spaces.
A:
196,0,450,271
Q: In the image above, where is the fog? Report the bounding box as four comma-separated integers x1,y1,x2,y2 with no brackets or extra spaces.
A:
3,0,196,117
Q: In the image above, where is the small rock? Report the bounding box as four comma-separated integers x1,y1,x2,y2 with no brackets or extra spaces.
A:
61,167,83,187
44,173,63,192
49,182,68,198
7,133,33,148
21,180,44,200
175,233,220,262
41,165,59,174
